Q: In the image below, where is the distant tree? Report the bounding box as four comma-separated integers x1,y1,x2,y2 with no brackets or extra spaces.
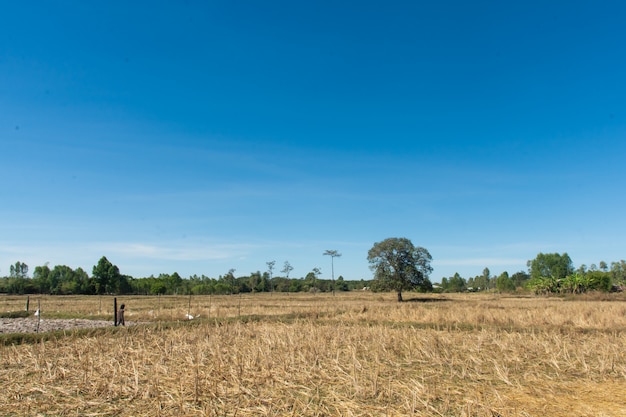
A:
510,271,530,289
367,237,432,302
336,275,348,291
33,264,51,293
304,271,317,292
74,267,94,294
305,267,322,293
221,269,236,294
164,272,183,294
495,271,515,292
272,277,291,292
466,276,475,289
323,250,341,295
10,261,28,279
610,261,626,284
527,253,573,281
586,270,612,292
266,260,276,292
255,272,270,292
151,280,167,295
49,265,73,294
248,271,262,292
447,273,466,292
92,256,123,294
281,261,293,279
599,261,608,272
439,277,449,291
288,278,302,292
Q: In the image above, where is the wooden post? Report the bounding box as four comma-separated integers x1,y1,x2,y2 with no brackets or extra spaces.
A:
114,297,118,326
36,299,41,333
25,296,30,312
187,293,192,320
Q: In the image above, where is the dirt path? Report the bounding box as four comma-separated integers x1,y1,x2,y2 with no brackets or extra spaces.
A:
0,318,117,334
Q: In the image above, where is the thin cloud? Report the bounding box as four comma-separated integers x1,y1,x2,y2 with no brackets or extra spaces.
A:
86,241,261,261
435,258,527,267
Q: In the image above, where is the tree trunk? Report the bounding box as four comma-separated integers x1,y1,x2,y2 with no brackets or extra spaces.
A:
397,291,403,302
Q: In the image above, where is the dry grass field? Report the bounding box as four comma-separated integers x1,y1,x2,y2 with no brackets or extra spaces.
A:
1,292,626,416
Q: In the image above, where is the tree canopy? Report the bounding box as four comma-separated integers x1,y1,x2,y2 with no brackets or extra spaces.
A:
367,237,432,301
527,252,574,281
92,256,129,294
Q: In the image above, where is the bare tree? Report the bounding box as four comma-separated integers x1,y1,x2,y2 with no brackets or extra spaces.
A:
281,261,293,279
323,250,341,295
266,260,276,293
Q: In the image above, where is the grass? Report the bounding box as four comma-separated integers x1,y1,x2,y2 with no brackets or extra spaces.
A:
1,292,625,416
0,310,31,318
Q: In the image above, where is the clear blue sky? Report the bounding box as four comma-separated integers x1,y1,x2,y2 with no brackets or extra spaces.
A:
2,1,625,282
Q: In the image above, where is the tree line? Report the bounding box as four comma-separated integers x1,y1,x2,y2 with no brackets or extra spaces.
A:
3,239,624,298
0,256,370,295
438,253,626,294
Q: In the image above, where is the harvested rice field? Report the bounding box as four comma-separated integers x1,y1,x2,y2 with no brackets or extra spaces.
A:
1,292,625,416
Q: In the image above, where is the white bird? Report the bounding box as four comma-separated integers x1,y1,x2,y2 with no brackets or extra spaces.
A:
34,309,40,316
185,313,194,320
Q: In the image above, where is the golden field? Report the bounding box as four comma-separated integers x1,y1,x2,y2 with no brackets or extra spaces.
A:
1,292,626,416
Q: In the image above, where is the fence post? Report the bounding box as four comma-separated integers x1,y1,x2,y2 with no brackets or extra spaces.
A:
36,299,41,333
25,296,30,312
114,297,118,326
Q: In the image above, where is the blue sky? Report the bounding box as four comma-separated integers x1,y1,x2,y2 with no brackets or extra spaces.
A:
1,1,625,282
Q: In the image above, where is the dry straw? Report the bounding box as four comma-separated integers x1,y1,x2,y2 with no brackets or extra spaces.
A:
1,292,625,416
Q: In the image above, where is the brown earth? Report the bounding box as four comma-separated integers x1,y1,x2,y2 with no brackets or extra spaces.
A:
0,317,117,334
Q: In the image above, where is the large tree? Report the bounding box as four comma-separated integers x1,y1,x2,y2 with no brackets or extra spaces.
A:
527,252,574,281
367,237,432,301
92,256,124,294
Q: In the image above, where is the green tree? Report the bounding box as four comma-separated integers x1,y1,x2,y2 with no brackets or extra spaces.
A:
336,275,348,291
48,265,73,294
33,264,51,293
220,269,237,294
527,252,573,281
599,261,608,272
510,271,530,289
304,271,317,292
255,272,270,292
474,267,491,290
248,271,262,292
10,261,29,278
586,270,611,292
447,273,466,292
495,271,515,292
92,256,123,294
367,237,433,302
610,261,626,284
288,278,302,292
73,267,93,294
166,272,183,294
